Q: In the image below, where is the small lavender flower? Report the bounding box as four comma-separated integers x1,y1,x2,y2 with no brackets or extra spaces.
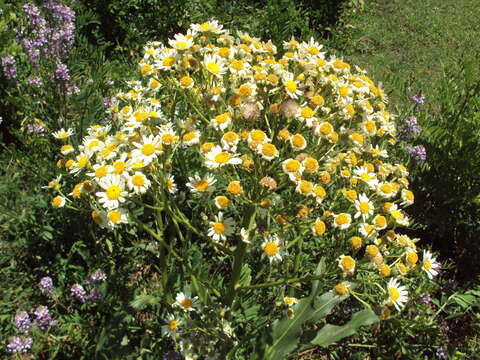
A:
103,96,118,109
411,95,425,105
54,62,70,81
28,75,43,88
420,293,432,305
399,115,421,140
406,145,427,163
1,55,17,79
71,283,86,303
436,347,449,359
7,336,33,354
39,276,54,294
33,305,54,331
14,311,32,333
27,122,46,135
86,287,104,302
85,269,107,285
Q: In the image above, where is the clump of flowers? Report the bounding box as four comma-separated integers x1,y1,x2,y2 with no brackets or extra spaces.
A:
51,21,440,357
71,269,107,303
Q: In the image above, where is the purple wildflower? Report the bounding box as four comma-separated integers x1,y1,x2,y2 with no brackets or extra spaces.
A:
411,95,425,105
33,305,55,331
406,145,427,163
420,293,432,305
1,55,17,79
14,311,32,333
86,287,104,302
39,276,54,294
85,269,107,285
54,62,70,82
7,336,33,354
103,96,118,109
27,122,46,135
436,347,449,359
71,283,86,303
28,76,43,88
399,115,421,140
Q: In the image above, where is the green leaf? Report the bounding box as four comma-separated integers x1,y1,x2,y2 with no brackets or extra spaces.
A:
310,309,379,347
106,239,113,253
239,264,252,287
129,294,159,310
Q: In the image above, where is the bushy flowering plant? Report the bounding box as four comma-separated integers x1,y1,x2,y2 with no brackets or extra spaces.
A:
50,21,440,358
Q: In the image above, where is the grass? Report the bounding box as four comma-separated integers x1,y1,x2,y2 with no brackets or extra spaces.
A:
331,0,480,106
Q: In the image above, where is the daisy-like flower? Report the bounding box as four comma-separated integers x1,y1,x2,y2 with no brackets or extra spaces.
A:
368,145,388,158
87,164,112,181
257,142,279,161
174,292,199,312
261,234,283,263
156,48,177,71
289,133,307,151
283,73,302,99
354,193,374,220
162,314,181,336
158,127,179,147
333,213,352,230
192,20,224,34
281,158,304,179
283,296,299,307
204,145,242,169
422,250,440,279
295,179,314,196
228,59,251,77
186,174,217,193
400,189,414,206
338,255,356,274
311,218,326,236
240,227,251,243
70,154,90,175
81,137,105,155
179,75,194,89
112,153,129,177
248,129,270,146
51,196,66,208
221,131,240,151
208,212,235,242
211,112,232,131
106,208,128,229
166,174,178,194
60,144,74,155
182,130,201,146
235,82,257,99
386,278,408,311
376,182,397,198
203,54,227,77
168,33,194,51
214,195,230,209
354,166,379,188
334,282,351,296
131,135,162,165
128,171,151,194
373,214,387,230
358,223,377,238
388,204,409,226
52,128,73,140
296,106,317,126
96,174,128,209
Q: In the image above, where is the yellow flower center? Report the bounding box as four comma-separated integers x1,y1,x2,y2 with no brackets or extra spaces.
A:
406,252,418,265
308,45,319,55
335,213,350,226
285,80,297,93
380,183,393,194
291,134,306,148
424,260,432,271
180,76,193,87
162,134,175,145
113,161,125,174
215,113,230,124
264,241,279,257
213,222,226,234
214,152,231,164
107,210,122,223
300,107,314,118
223,131,237,143
227,181,243,196
391,210,403,220
77,156,88,168
106,185,121,200
341,256,355,271
375,216,387,228
304,157,318,172
320,122,333,135
132,174,145,187
206,62,220,74
262,143,277,157
314,220,326,235
251,130,266,142
216,196,230,208
335,283,349,295
231,60,244,71
299,180,313,194
350,236,362,248
176,41,187,49
389,288,400,302
163,57,175,67
52,197,63,207
95,166,108,178
339,86,349,97
285,160,300,172
91,211,103,225
379,264,391,277
195,180,209,192
183,132,197,142
168,320,179,331
200,23,211,31
180,298,193,308
219,47,230,58
238,84,252,97
314,185,326,198
141,144,156,156
359,202,371,214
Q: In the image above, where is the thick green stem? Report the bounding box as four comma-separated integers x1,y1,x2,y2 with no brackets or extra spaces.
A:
225,205,256,307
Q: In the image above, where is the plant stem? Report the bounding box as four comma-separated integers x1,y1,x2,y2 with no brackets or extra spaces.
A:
239,273,326,290
225,204,256,307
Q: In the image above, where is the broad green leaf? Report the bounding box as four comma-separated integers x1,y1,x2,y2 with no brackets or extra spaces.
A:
310,309,379,347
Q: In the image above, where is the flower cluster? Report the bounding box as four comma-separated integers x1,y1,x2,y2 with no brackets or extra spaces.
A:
52,21,440,356
70,269,107,303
